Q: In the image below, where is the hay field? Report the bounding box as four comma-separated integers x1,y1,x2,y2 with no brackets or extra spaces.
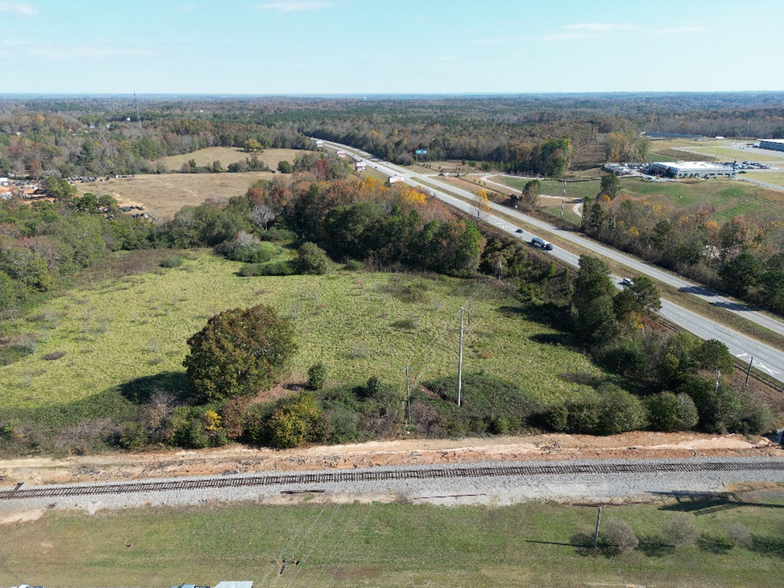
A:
156,147,311,171
75,172,273,218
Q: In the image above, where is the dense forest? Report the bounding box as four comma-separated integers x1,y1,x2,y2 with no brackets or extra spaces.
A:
2,93,784,178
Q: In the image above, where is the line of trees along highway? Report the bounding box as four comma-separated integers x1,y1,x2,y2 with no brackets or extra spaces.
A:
583,177,784,317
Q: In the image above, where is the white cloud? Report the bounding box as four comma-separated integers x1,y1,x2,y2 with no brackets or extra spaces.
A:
438,55,457,61
178,4,196,11
252,0,332,11
564,23,638,32
0,2,38,16
650,26,708,35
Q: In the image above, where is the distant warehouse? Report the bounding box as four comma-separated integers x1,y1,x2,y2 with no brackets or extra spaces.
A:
759,139,784,152
649,161,734,179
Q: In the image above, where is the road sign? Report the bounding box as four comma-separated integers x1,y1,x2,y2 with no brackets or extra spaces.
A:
415,149,427,154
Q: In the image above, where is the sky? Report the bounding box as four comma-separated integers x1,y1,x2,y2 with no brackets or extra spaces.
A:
1,0,784,95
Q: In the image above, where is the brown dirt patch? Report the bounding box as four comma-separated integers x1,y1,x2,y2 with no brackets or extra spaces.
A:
0,431,779,488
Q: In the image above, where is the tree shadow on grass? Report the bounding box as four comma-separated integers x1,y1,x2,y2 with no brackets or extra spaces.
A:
637,535,676,557
697,533,734,554
118,370,191,405
751,535,784,558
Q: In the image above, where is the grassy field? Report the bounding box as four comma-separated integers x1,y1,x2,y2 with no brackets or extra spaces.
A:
0,250,605,414
648,139,784,164
1,496,783,587
75,172,275,218
745,170,784,190
494,175,782,223
156,147,310,171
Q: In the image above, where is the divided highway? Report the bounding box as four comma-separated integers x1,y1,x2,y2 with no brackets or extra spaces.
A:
321,140,784,383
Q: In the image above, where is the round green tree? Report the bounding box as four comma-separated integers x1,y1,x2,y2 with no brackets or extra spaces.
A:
183,304,297,403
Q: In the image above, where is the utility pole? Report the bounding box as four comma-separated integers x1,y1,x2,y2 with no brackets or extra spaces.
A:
593,506,602,549
562,181,566,216
744,357,754,389
404,365,411,426
457,307,464,407
714,369,721,394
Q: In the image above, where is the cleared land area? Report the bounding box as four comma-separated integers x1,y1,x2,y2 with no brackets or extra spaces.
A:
745,170,784,190
156,146,309,171
495,175,784,224
75,148,316,217
1,496,783,587
650,139,784,164
1,250,605,413
75,172,273,217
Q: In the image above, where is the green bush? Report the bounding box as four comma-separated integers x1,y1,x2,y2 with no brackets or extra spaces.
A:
257,228,297,242
239,260,296,277
566,400,600,434
362,376,383,399
675,393,699,430
326,406,359,444
159,255,184,268
543,402,569,432
596,385,647,435
343,259,364,271
226,242,277,263
307,362,328,390
295,242,330,275
681,378,741,433
422,373,539,437
736,394,773,434
646,392,680,432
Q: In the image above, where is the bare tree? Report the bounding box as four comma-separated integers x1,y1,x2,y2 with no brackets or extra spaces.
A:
250,204,276,230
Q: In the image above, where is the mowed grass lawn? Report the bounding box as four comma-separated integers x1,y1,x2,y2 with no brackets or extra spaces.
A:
1,499,783,587
496,176,783,223
1,251,603,412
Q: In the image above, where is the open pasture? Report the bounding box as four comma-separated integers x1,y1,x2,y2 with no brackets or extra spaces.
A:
156,147,310,171
1,497,782,587
75,171,274,218
0,251,604,413
495,176,780,223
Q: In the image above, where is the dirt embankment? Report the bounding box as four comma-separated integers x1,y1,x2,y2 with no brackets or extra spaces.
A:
0,431,780,488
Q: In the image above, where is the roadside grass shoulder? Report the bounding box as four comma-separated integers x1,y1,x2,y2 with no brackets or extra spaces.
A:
2,498,783,587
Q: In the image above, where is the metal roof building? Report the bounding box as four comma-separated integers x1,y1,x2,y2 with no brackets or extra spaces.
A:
759,139,784,152
649,161,734,179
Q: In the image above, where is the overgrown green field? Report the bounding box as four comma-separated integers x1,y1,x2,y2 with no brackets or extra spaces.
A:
1,250,603,414
1,496,782,587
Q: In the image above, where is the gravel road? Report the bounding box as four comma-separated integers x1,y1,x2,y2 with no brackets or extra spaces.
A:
2,457,783,516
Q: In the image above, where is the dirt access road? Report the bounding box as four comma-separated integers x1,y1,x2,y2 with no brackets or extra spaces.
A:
0,431,780,488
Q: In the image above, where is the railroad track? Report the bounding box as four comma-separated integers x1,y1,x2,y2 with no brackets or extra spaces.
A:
1,460,783,502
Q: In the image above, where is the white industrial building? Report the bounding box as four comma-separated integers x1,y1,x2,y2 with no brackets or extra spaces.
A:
649,161,734,179
759,139,784,152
